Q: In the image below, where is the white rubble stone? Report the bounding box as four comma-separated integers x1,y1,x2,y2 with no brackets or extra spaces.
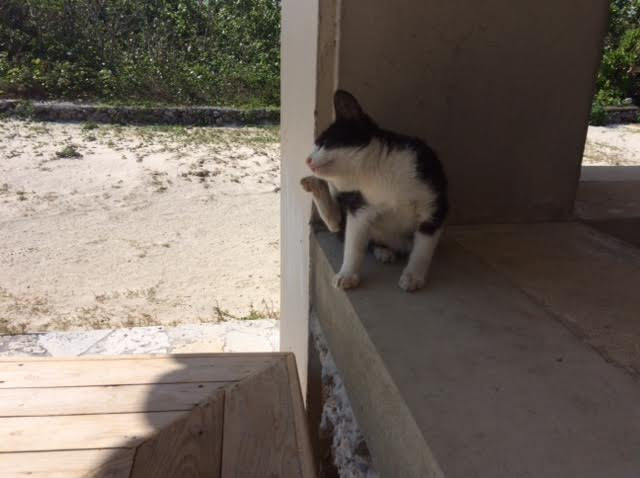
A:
84,326,169,355
38,329,113,356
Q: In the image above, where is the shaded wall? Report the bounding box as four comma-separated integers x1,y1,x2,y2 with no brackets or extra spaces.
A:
332,0,610,223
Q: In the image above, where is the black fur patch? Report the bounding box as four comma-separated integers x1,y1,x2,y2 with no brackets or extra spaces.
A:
335,191,367,240
315,116,377,150
375,130,449,235
418,194,449,236
336,191,367,215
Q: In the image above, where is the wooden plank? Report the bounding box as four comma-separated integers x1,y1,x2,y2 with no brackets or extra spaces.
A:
0,353,285,363
1,448,135,478
0,382,230,416
131,389,225,478
285,353,317,477
0,412,185,452
221,357,308,478
0,355,277,388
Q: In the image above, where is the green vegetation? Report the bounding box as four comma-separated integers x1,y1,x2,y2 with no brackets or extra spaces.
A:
213,300,279,321
55,144,83,158
0,0,280,107
591,0,640,122
0,0,637,118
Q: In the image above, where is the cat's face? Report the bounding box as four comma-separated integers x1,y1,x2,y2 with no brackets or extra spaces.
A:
306,90,376,179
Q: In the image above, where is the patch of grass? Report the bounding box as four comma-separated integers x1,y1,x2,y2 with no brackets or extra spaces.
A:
0,287,51,334
28,124,49,134
55,144,83,159
212,300,279,322
0,318,28,335
82,122,98,131
133,124,279,149
48,317,74,331
122,312,156,328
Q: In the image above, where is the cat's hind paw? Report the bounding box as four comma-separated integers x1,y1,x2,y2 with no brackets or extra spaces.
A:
399,271,425,292
373,246,396,264
333,272,360,290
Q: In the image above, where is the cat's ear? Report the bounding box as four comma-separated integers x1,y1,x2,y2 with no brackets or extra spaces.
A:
334,90,364,121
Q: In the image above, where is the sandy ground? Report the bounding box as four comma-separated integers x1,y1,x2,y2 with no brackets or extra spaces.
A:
1,119,280,333
1,120,639,334
582,123,640,166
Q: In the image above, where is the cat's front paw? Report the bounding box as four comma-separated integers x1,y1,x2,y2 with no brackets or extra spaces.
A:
300,176,323,194
333,272,360,290
399,271,425,292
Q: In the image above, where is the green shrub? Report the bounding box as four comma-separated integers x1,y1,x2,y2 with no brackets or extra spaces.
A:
595,0,640,106
0,0,281,107
589,101,608,126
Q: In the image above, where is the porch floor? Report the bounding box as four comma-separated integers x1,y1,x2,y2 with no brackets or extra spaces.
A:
311,221,640,478
0,353,313,478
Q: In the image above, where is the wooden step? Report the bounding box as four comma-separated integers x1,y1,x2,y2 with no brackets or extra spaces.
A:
0,353,315,478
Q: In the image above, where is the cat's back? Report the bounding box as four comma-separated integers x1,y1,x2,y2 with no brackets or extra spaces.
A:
377,128,445,182
365,129,445,204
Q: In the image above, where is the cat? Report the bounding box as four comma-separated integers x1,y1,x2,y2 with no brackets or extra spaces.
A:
300,90,448,292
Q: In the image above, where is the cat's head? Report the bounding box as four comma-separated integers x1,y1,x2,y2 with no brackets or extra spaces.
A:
306,90,377,179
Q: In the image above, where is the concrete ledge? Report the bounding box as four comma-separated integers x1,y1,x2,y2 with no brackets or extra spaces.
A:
603,105,639,124
576,167,640,247
580,165,640,182
0,99,279,126
311,226,640,478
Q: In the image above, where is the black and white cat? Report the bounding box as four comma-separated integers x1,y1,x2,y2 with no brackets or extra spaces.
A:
301,90,448,292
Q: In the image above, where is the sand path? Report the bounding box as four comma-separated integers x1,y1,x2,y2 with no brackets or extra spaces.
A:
1,120,280,333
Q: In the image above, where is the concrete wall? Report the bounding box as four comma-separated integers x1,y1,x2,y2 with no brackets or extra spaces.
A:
329,0,610,223
279,0,319,391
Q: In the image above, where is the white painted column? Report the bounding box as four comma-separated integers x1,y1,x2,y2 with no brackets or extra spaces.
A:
279,0,319,393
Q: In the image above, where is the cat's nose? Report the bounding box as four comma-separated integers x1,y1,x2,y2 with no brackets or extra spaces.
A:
306,156,312,166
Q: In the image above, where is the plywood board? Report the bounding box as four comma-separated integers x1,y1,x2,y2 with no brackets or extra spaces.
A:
1,449,135,478
0,412,184,452
0,355,277,388
0,382,229,416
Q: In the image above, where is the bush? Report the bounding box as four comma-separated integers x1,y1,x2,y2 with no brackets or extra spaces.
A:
0,0,281,107
589,101,608,126
595,0,640,106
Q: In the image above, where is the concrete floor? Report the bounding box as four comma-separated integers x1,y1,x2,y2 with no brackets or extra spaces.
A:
311,218,640,478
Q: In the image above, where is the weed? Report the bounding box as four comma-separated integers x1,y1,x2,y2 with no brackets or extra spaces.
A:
82,122,98,131
212,300,279,322
0,318,28,335
55,144,83,159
